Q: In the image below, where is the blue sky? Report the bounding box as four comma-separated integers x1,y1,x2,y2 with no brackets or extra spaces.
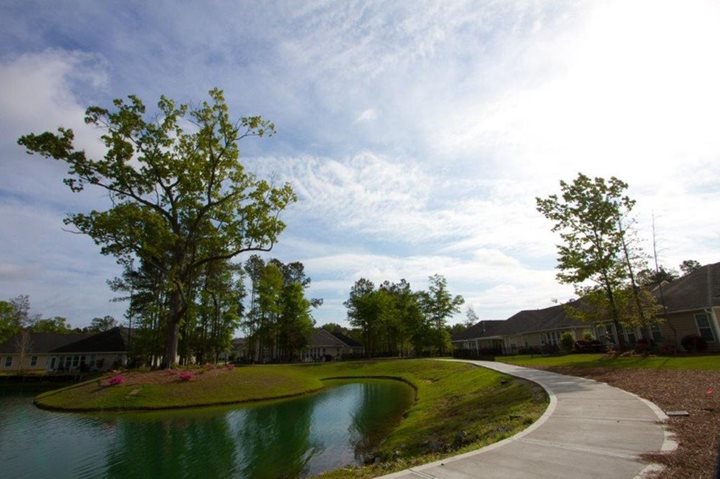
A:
1,0,719,328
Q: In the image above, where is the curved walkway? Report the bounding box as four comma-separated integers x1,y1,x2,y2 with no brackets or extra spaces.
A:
378,360,675,479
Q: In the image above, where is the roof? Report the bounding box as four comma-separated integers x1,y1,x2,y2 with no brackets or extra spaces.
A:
51,327,130,353
308,328,349,348
453,303,588,341
0,332,90,354
329,331,363,348
656,262,720,313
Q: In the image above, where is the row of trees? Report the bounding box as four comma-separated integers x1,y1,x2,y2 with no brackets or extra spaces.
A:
344,274,464,357
536,173,702,348
111,253,319,366
0,295,119,344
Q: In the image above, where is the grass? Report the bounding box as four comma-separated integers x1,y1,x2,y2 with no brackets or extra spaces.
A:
34,359,548,478
498,353,720,370
35,366,325,410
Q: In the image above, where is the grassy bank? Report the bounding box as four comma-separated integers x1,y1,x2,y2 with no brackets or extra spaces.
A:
35,359,548,478
498,353,720,370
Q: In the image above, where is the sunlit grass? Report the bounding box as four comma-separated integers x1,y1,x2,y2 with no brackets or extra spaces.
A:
498,353,720,370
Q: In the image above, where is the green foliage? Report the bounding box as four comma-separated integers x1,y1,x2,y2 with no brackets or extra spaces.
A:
0,300,20,343
345,275,463,357
240,256,318,362
89,315,119,332
19,90,296,367
31,317,73,334
679,259,702,276
559,332,575,353
536,173,656,346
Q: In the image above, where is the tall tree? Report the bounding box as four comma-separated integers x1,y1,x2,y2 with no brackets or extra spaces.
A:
421,274,464,354
536,174,634,347
19,89,296,367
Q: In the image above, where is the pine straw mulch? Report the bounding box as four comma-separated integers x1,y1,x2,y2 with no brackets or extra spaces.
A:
546,366,720,479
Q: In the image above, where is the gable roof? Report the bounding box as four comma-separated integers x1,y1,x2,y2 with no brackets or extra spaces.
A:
308,328,349,348
656,262,720,313
453,302,588,341
0,332,90,354
51,327,130,353
329,331,363,348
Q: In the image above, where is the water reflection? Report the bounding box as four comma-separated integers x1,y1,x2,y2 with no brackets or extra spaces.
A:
0,380,414,479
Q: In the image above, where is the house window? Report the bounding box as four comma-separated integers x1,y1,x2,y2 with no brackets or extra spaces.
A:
50,357,57,369
30,356,37,367
695,313,717,342
4,356,11,367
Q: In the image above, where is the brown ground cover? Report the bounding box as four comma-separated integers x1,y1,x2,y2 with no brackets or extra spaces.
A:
547,366,720,479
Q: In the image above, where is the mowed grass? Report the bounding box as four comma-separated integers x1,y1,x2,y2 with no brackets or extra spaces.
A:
34,359,548,478
35,366,324,410
498,353,720,370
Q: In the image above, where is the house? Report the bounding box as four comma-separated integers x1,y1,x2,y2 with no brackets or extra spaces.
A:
453,262,720,354
50,327,130,372
232,328,365,363
0,327,131,374
652,262,720,351
0,331,89,373
328,331,364,357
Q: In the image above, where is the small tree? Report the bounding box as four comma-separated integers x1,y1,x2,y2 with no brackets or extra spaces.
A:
679,259,702,276
537,174,634,348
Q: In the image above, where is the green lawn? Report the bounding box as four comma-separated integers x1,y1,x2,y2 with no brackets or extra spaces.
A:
35,359,548,478
498,353,720,370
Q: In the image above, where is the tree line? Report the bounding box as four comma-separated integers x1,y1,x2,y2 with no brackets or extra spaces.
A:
343,274,464,357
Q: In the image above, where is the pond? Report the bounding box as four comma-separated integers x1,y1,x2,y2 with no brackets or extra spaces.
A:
0,379,415,478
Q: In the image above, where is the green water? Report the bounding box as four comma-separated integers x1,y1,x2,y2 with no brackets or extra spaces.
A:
0,380,414,478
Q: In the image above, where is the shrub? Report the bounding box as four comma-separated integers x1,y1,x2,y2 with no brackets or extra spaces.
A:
108,375,125,386
560,332,575,353
634,338,650,355
574,340,606,353
179,371,193,382
681,335,708,353
659,342,678,355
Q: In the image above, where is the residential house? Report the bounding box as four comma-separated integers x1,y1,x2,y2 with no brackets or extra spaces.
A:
50,327,130,372
232,328,365,363
453,262,720,354
0,331,89,373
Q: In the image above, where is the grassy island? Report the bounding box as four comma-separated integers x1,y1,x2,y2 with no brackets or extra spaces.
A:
36,359,547,478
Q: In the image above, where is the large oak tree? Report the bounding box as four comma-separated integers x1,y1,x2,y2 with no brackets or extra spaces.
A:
19,89,296,367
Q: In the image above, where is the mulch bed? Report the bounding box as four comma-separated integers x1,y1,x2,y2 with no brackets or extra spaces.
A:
547,366,720,479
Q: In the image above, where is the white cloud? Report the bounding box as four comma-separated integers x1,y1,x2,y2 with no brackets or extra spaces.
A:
355,108,377,122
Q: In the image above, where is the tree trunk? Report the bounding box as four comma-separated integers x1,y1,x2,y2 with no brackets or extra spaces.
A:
161,288,183,369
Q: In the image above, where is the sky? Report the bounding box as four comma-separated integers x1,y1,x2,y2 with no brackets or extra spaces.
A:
1,0,719,329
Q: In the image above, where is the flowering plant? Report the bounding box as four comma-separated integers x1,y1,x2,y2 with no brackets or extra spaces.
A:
108,375,126,386
179,371,193,382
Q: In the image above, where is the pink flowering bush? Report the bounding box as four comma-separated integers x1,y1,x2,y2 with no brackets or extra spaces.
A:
179,371,193,382
225,364,235,371
108,375,126,386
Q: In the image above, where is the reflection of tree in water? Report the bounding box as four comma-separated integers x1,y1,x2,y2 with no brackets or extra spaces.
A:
102,413,237,479
234,395,319,479
349,381,414,462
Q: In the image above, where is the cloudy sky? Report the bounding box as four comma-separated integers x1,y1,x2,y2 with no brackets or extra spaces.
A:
1,0,719,328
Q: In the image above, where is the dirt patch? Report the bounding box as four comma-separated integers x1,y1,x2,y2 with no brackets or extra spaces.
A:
548,366,720,479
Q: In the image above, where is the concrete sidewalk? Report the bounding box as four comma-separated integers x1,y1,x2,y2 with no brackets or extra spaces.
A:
378,360,675,479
